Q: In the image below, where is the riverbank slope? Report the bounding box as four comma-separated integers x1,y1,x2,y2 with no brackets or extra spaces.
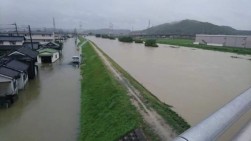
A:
79,37,190,141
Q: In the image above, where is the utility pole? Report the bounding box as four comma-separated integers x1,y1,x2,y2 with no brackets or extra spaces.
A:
109,22,113,36
53,17,56,42
28,25,34,50
148,20,151,29
12,23,19,36
53,17,56,32
79,21,82,35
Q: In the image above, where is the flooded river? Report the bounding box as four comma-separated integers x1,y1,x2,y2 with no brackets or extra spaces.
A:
87,36,251,140
0,38,80,141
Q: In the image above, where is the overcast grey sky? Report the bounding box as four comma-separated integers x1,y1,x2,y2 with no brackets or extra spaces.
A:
1,0,250,30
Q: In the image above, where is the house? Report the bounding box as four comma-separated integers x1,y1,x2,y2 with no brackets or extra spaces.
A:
37,48,59,63
0,67,20,98
42,42,62,51
23,41,41,50
0,36,26,46
3,59,29,89
25,32,54,44
8,47,38,79
194,34,251,48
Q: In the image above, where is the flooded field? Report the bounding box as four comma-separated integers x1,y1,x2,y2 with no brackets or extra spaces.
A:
87,36,251,140
0,38,80,141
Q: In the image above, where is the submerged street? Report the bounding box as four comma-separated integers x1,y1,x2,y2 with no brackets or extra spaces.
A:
0,38,80,141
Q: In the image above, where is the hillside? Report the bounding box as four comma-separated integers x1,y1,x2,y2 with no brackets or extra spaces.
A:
138,20,251,35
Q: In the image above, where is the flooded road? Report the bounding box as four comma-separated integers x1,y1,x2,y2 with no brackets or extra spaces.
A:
87,36,251,140
0,38,80,141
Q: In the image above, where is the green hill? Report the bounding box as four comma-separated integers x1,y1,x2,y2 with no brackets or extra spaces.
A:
139,19,251,35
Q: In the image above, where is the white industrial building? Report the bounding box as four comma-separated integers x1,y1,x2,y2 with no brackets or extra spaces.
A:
194,34,251,48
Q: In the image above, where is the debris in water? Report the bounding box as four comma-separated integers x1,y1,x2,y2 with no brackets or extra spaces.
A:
231,56,241,59
170,46,180,48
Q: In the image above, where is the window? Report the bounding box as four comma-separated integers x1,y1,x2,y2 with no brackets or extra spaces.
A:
10,41,16,45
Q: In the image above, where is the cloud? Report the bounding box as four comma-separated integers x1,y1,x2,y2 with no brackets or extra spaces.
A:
0,0,251,30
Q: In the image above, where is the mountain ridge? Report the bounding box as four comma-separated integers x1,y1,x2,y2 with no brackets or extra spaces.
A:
136,19,251,35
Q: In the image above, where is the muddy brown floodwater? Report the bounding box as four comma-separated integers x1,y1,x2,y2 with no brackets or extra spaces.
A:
87,36,251,141
0,38,80,141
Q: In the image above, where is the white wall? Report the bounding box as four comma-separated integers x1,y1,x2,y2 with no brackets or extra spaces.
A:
17,73,28,90
196,35,251,48
52,52,60,62
25,35,54,44
37,52,59,63
0,77,18,96
37,56,42,63
246,37,251,48
11,79,18,95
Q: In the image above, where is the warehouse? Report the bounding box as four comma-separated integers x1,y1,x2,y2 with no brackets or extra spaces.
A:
194,34,251,48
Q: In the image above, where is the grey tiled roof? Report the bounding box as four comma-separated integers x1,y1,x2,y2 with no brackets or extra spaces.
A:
0,66,20,78
0,45,22,51
5,59,29,72
17,47,38,59
23,42,40,50
0,36,25,41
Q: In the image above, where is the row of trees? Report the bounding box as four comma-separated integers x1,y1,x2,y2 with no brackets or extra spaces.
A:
95,34,115,40
95,34,158,47
118,36,158,47
145,39,158,47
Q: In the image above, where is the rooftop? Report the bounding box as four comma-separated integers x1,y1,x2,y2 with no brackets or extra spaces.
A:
43,42,60,47
5,59,29,72
0,45,22,51
0,36,26,42
39,48,58,53
17,47,38,59
0,66,20,78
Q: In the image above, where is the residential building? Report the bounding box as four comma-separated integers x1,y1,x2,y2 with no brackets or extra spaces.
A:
42,42,62,51
0,36,25,46
25,32,54,44
8,47,38,79
23,42,41,50
0,67,20,97
37,48,59,63
2,59,29,89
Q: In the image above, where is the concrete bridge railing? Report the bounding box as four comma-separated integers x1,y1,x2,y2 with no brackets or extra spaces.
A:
172,87,251,141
